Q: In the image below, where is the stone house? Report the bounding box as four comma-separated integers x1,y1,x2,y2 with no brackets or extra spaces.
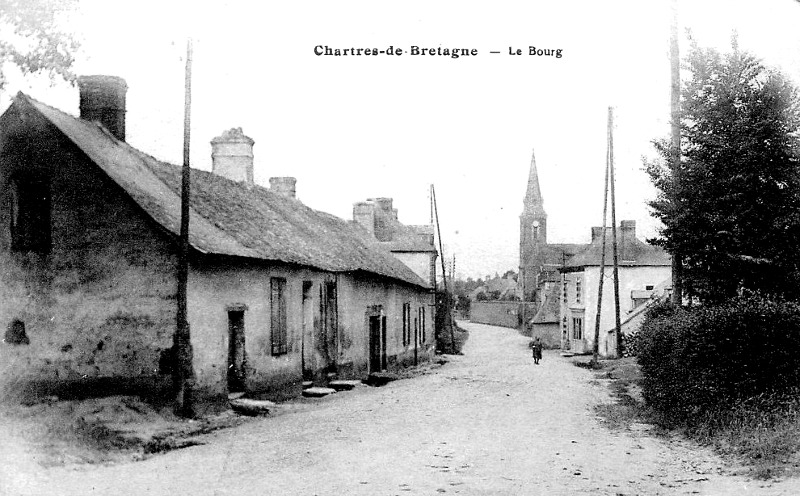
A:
559,221,671,357
352,197,438,288
0,76,434,413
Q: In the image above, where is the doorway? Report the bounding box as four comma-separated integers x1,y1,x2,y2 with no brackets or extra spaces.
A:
301,281,314,381
369,315,382,373
228,310,246,393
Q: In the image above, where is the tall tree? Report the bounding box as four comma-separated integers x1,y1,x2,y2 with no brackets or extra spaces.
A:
0,0,79,91
646,39,800,303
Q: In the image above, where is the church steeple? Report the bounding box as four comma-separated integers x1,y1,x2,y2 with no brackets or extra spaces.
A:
523,149,545,217
521,149,547,245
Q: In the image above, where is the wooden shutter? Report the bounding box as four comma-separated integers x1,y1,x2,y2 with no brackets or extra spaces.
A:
271,277,287,355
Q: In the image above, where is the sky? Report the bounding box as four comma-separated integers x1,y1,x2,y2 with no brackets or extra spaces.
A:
3,0,800,279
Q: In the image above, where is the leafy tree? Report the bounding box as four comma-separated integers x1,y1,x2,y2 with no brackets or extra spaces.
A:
0,0,80,91
646,39,800,303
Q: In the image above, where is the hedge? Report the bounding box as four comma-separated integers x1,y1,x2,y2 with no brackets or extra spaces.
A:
636,292,800,423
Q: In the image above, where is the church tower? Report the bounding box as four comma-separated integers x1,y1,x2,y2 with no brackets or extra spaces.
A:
519,149,548,301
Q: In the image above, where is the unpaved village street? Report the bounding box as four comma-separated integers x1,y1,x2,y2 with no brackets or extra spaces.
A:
9,322,800,495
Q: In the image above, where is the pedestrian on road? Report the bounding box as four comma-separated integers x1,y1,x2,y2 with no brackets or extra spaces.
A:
532,337,543,364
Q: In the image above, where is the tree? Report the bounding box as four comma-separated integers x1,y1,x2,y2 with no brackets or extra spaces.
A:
646,39,800,303
0,0,79,91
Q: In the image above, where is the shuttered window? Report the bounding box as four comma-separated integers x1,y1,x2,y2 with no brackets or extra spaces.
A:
421,307,426,343
402,302,411,346
10,177,51,253
271,277,288,355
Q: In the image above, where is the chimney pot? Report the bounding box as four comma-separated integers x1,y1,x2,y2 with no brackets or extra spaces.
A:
211,128,255,185
78,75,127,141
269,177,297,198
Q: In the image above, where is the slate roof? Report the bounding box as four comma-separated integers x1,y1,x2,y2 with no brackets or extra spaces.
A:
378,223,437,253
562,230,671,271
17,93,428,288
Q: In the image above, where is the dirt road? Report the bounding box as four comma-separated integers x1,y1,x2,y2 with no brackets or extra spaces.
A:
9,322,799,495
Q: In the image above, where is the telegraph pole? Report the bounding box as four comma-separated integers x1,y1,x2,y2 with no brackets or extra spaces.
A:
670,0,683,305
432,184,456,352
175,39,196,418
593,110,612,364
609,107,622,358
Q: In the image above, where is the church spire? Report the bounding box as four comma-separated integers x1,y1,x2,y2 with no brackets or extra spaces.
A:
523,149,545,216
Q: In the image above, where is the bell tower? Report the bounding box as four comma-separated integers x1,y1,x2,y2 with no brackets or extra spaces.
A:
519,149,548,301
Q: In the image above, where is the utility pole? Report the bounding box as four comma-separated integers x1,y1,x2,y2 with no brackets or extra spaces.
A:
432,184,456,353
670,0,683,306
609,107,622,358
593,110,612,365
175,39,196,418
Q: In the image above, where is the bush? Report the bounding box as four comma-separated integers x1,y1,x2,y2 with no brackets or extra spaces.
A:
637,292,800,425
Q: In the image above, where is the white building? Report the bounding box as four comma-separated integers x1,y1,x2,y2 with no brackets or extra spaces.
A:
559,221,672,357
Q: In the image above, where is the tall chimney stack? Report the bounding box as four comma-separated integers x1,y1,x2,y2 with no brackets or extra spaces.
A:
353,201,376,237
78,75,128,141
210,128,254,186
620,220,636,242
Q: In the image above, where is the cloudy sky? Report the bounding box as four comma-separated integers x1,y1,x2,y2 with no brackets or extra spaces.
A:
4,0,800,279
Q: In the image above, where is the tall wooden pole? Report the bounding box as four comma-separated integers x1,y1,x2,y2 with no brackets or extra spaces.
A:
175,38,196,418
609,107,622,358
593,115,612,364
432,184,456,352
670,0,683,305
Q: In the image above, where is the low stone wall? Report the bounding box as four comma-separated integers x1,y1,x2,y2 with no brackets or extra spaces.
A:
469,301,537,329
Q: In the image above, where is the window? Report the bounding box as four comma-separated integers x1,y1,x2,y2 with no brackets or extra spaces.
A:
420,307,426,343
575,278,582,304
4,319,29,345
270,277,287,355
572,317,583,340
10,177,51,252
402,302,411,346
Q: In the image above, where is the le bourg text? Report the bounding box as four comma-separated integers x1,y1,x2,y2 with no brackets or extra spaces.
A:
313,45,564,59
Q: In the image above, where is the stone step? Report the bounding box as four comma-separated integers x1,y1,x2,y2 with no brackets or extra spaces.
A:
230,398,276,416
302,381,314,389
328,380,362,391
302,387,336,398
228,391,246,400
365,372,399,387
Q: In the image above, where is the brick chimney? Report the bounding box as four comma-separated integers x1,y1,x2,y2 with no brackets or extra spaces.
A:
78,75,127,141
353,202,376,236
591,226,608,242
269,177,296,198
620,220,636,242
211,128,254,186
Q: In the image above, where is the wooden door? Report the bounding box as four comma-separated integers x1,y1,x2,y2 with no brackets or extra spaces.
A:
228,311,246,392
369,316,381,372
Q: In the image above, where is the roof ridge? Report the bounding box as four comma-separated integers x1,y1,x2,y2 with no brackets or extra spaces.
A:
15,92,428,288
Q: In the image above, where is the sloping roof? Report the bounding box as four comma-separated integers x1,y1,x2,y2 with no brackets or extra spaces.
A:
378,223,437,253
16,93,428,288
538,243,589,267
563,231,671,270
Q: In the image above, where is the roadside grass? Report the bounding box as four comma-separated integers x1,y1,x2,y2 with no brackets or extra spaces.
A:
438,321,470,355
580,357,800,479
0,395,245,467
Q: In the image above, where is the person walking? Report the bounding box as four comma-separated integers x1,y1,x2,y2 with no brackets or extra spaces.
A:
532,336,543,365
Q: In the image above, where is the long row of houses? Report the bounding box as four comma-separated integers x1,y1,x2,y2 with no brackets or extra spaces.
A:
0,76,438,414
